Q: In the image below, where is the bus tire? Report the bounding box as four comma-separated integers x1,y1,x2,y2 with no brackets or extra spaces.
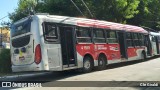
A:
82,56,93,73
141,51,146,60
98,54,107,70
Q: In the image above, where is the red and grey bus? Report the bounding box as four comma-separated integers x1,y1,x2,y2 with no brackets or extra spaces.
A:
10,14,148,72
149,32,160,56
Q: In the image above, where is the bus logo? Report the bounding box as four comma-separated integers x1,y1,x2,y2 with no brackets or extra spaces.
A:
2,82,11,87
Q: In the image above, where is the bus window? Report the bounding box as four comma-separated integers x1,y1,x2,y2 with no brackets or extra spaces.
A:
43,22,58,42
138,34,145,46
107,31,118,43
76,27,91,43
93,29,105,43
11,19,31,37
152,36,156,42
158,36,160,43
126,32,133,47
133,33,139,46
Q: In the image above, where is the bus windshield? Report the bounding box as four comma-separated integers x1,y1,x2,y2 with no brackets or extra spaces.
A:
11,19,32,37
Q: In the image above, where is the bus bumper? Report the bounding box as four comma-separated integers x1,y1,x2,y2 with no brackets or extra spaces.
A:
11,64,45,72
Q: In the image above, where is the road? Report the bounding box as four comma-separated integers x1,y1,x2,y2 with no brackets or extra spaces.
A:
0,56,160,90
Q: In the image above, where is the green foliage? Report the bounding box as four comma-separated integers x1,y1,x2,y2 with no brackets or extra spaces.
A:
0,49,11,73
128,0,160,30
91,0,140,23
9,0,160,30
9,0,141,23
9,0,37,22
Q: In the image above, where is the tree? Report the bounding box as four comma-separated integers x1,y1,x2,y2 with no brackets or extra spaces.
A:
91,0,140,23
9,0,141,23
9,0,160,31
128,0,160,30
9,0,37,22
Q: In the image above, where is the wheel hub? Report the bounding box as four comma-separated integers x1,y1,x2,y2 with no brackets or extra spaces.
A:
84,61,90,69
99,60,103,65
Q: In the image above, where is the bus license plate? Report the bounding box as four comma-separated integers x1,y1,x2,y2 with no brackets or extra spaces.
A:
19,56,25,61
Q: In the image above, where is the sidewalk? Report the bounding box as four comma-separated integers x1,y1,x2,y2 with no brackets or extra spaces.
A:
0,72,51,80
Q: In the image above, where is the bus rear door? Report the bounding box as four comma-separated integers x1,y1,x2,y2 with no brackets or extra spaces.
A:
59,26,77,69
117,31,128,59
145,35,152,56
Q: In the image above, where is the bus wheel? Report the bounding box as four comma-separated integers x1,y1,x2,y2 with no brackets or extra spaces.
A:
83,56,93,73
141,52,146,60
98,55,107,70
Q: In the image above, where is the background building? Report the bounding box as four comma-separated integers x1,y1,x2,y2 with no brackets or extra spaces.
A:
0,27,10,48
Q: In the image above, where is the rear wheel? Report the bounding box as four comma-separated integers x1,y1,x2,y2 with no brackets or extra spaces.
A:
98,55,107,70
82,56,93,73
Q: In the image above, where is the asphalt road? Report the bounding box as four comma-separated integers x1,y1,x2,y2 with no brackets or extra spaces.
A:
1,56,160,90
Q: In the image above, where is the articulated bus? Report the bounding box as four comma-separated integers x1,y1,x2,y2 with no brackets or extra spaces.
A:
10,14,149,72
149,32,160,56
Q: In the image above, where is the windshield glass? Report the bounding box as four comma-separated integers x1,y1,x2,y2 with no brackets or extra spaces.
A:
11,19,32,37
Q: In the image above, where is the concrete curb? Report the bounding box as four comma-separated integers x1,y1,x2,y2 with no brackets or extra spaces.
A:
0,72,51,79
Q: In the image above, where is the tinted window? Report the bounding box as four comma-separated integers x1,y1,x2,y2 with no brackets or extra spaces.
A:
107,31,118,43
76,27,91,43
93,29,105,43
158,36,160,43
93,29,104,38
107,31,116,38
12,35,30,48
126,33,132,39
43,22,58,42
139,34,145,46
126,33,133,47
132,33,139,46
152,36,156,42
133,33,138,39
11,19,32,37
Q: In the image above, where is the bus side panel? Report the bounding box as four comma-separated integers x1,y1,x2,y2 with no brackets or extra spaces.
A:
76,44,95,68
76,43,122,67
127,47,137,60
46,44,62,71
33,18,49,71
106,44,121,60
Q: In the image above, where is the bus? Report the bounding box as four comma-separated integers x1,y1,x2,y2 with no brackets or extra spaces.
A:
149,32,160,56
10,14,148,72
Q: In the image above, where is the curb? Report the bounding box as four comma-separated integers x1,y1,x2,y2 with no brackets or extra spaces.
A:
0,72,51,79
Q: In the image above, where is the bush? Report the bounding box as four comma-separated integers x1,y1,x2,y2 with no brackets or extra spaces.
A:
0,49,11,73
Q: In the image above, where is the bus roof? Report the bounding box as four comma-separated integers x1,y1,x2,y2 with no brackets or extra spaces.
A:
22,14,149,34
150,32,160,36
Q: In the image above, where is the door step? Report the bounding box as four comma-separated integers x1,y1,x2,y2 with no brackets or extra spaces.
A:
121,58,127,62
63,66,78,70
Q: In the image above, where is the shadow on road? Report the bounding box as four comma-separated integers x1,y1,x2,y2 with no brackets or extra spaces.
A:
0,55,159,88
104,55,159,70
2,56,160,82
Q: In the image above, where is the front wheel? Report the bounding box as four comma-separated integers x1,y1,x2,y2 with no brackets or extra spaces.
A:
82,56,93,73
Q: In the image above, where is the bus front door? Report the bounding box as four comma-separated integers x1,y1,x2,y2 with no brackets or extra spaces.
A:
145,35,152,56
117,31,128,59
59,26,77,68
155,36,160,54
